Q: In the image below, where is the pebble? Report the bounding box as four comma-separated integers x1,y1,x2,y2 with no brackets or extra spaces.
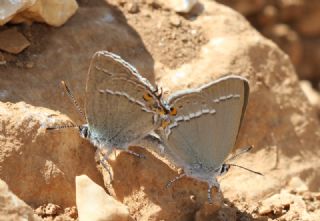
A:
0,28,30,54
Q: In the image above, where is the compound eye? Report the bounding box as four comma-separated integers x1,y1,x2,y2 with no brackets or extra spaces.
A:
170,107,177,116
143,92,153,101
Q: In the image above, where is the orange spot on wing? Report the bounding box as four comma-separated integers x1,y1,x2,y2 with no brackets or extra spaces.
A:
170,107,177,116
143,92,153,102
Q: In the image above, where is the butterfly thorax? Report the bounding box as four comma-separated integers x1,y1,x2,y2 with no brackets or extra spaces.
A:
185,162,216,182
185,162,230,184
79,124,108,149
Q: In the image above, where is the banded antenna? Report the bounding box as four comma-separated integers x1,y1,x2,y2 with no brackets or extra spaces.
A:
223,146,263,176
46,81,86,130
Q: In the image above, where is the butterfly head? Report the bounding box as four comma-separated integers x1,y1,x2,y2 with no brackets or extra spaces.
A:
79,124,90,139
216,164,231,176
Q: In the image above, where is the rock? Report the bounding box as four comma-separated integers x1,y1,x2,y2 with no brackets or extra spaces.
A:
0,102,103,208
300,81,320,109
216,0,266,16
34,203,63,217
0,179,41,221
258,191,317,221
288,176,309,194
0,28,30,54
262,24,302,66
76,175,132,221
169,15,181,27
257,5,278,26
0,0,36,25
298,39,320,82
11,0,78,27
295,0,320,37
159,0,198,13
156,0,320,204
278,0,304,22
194,201,222,221
1,1,320,220
126,2,139,14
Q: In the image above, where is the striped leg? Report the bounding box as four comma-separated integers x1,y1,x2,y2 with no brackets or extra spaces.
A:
166,173,186,188
97,149,113,181
124,149,146,159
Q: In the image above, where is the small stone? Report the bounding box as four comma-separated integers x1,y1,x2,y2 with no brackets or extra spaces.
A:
127,2,139,14
11,0,79,27
169,15,181,27
167,0,198,13
76,175,132,221
45,203,62,216
0,179,40,221
25,61,34,69
0,53,6,65
16,61,24,68
35,203,63,216
64,207,78,219
0,29,30,54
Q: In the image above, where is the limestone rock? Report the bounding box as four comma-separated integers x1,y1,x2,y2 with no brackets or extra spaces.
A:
216,0,266,15
155,0,320,203
258,191,317,221
158,0,198,13
12,0,79,27
0,102,103,208
0,1,320,220
76,175,133,221
0,28,30,54
0,179,41,221
300,81,320,109
0,0,36,25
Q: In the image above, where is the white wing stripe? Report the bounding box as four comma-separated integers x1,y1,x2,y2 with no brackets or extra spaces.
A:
213,94,240,103
165,108,216,137
99,89,156,113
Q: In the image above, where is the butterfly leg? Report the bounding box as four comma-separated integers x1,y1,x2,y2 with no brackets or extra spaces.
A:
124,149,146,159
208,185,213,204
208,178,220,204
166,173,186,188
97,149,113,182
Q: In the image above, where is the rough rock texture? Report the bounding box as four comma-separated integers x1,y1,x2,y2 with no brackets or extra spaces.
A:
0,179,41,221
217,0,320,86
0,0,320,220
0,0,78,27
0,0,36,25
158,0,198,13
0,28,30,54
258,190,319,221
0,102,103,208
76,175,133,221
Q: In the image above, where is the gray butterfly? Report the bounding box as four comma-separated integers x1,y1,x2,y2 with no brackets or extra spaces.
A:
156,75,262,202
48,51,168,176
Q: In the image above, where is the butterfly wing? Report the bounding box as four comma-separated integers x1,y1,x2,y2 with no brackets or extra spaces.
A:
85,51,163,149
160,76,249,170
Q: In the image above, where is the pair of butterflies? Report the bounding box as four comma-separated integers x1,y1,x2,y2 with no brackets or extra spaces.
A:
50,51,260,202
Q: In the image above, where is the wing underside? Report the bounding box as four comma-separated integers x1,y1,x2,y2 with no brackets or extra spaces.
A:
161,76,249,169
85,51,162,148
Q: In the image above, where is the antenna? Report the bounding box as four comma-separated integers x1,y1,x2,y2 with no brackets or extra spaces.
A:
225,146,253,162
46,124,78,130
223,146,263,176
46,81,86,131
227,163,263,176
60,81,86,122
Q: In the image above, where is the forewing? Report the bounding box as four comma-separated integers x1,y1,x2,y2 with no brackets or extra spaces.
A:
161,76,249,169
85,51,162,148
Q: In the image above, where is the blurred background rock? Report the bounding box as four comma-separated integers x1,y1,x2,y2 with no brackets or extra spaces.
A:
216,0,320,87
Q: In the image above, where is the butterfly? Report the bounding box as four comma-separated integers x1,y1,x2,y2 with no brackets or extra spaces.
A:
155,75,262,202
47,51,169,178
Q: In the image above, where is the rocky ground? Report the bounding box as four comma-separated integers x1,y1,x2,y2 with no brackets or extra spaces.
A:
0,0,320,220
